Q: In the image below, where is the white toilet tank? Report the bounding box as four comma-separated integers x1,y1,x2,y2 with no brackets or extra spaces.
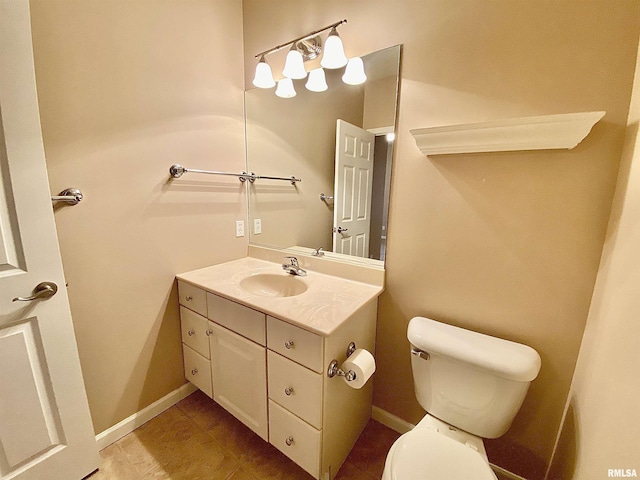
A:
408,317,541,439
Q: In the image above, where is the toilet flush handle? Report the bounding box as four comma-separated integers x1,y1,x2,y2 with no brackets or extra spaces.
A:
411,348,430,361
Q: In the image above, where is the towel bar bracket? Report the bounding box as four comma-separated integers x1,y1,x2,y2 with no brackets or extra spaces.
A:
51,188,83,205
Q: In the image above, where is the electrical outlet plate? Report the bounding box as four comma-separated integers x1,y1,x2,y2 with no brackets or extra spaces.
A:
235,220,245,237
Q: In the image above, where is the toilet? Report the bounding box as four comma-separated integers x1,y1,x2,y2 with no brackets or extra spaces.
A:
382,317,541,480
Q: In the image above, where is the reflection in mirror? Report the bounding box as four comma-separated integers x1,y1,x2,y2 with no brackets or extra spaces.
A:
245,45,401,264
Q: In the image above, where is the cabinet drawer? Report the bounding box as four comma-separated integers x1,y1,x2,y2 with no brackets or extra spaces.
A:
268,351,323,429
269,400,321,478
180,306,210,358
267,316,323,373
177,281,207,316
208,293,266,345
183,344,212,398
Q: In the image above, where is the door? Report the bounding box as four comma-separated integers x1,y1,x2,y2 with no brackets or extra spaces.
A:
0,2,99,479
333,120,375,257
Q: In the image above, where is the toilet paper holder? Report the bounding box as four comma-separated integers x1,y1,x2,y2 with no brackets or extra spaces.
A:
327,342,358,381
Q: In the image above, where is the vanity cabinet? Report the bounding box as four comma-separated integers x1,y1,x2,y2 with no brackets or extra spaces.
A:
178,281,268,440
177,278,377,480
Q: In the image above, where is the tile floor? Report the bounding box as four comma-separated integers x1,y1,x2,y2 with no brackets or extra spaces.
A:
88,390,401,480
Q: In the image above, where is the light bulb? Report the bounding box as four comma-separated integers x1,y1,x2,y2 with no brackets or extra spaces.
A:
275,78,296,98
321,27,348,69
282,45,307,79
252,56,276,89
305,68,328,92
342,57,367,85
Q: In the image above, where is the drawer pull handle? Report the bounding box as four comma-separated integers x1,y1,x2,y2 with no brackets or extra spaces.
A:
284,340,295,349
185,295,193,301
285,436,294,446
206,329,213,336
191,368,198,375
188,329,195,336
284,387,294,396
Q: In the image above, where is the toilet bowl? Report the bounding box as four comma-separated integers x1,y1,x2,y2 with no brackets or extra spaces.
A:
382,415,497,480
382,317,541,480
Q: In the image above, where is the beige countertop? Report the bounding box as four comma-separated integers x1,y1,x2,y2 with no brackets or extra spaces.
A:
176,257,383,336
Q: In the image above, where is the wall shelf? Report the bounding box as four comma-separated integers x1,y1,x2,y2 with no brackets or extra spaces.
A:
410,111,606,156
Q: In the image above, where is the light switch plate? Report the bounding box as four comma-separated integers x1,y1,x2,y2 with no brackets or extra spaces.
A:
254,218,262,235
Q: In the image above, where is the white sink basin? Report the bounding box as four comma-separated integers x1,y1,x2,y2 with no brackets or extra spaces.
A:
239,273,308,298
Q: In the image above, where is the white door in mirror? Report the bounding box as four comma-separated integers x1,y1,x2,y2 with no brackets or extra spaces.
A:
333,119,375,257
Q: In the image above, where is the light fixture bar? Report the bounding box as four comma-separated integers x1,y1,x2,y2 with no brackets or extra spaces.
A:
254,19,347,59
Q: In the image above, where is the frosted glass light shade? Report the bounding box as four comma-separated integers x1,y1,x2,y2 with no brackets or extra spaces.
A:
342,57,367,85
282,48,307,79
275,78,297,98
321,28,348,69
305,68,328,92
252,56,276,88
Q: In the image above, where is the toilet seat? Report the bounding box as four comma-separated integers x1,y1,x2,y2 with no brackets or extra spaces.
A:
385,428,497,480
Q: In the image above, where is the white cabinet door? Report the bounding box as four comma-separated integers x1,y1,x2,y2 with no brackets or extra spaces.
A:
209,322,268,441
0,2,99,479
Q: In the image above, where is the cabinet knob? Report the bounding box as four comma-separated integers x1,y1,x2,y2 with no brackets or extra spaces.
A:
206,329,213,336
284,387,294,396
191,368,198,375
284,340,295,349
285,436,294,446
188,329,195,336
185,295,193,301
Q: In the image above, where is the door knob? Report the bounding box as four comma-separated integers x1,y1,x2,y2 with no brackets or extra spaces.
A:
333,226,348,233
12,282,58,302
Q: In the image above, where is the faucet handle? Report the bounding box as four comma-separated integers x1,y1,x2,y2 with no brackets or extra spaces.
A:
283,256,299,266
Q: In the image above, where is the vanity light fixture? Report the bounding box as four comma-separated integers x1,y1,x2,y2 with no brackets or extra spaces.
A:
252,19,365,97
252,55,276,88
275,78,297,98
342,57,367,85
321,26,348,69
305,68,328,92
282,44,307,80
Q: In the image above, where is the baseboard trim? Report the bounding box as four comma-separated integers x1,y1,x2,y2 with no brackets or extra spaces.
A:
371,406,526,480
371,405,415,434
95,383,197,450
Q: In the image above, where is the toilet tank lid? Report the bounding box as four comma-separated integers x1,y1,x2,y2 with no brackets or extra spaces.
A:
408,317,541,382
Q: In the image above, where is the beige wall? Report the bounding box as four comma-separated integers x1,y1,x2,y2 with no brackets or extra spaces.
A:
547,36,640,480
243,2,640,479
30,0,247,433
363,76,397,131
246,75,364,251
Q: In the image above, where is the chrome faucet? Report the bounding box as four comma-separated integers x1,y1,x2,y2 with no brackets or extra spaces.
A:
282,256,307,276
312,247,324,257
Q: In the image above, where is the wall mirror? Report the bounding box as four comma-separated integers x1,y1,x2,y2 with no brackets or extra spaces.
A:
245,44,401,265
